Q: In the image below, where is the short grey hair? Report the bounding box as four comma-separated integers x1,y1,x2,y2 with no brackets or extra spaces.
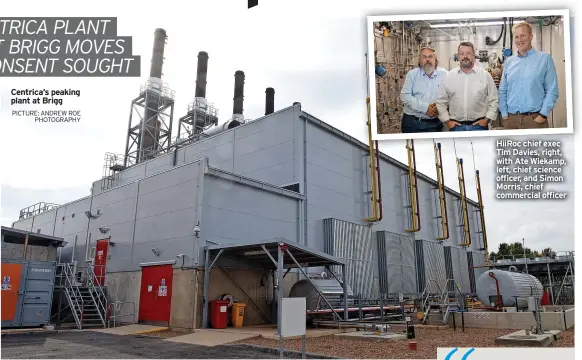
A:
458,42,476,55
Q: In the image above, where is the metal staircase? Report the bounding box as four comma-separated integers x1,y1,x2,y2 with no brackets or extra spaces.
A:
58,262,108,329
421,278,464,325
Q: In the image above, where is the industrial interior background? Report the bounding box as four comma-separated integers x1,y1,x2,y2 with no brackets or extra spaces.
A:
373,16,568,133
8,26,489,330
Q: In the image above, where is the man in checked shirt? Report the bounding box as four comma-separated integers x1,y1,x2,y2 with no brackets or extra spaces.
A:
436,42,499,131
499,21,559,129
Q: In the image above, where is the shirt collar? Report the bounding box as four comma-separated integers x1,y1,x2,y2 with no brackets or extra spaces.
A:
518,47,536,58
457,65,477,74
421,68,439,78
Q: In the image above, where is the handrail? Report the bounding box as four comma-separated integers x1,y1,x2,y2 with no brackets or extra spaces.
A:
85,263,108,327
60,263,84,329
108,301,136,328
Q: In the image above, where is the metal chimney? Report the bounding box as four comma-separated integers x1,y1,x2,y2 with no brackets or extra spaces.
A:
150,28,167,78
265,87,275,115
233,70,245,116
195,51,209,98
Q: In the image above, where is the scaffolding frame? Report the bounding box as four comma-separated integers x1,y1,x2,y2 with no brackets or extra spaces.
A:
124,80,175,167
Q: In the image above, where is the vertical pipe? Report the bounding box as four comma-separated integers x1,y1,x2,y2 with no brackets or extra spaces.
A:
23,232,29,259
195,51,209,98
265,87,275,115
406,140,420,232
374,140,383,221
233,71,245,115
434,143,449,240
277,244,284,357
202,250,210,329
457,158,471,246
365,97,379,222
475,170,488,260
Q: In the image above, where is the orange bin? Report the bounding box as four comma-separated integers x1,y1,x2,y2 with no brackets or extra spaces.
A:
231,302,246,328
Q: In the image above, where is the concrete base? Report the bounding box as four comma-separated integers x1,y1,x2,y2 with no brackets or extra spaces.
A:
494,329,561,347
91,324,168,335
335,331,407,341
204,325,355,340
164,329,259,346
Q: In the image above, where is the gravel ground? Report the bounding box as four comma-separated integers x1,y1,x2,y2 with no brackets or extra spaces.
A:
0,331,309,359
234,326,575,359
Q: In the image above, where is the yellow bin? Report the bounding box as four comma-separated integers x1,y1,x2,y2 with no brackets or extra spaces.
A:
231,302,246,328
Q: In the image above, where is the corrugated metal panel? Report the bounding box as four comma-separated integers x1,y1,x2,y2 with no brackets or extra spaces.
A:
458,249,470,293
471,251,487,282
415,240,425,292
444,246,454,291
377,231,417,295
323,218,377,298
422,240,447,292
467,251,475,293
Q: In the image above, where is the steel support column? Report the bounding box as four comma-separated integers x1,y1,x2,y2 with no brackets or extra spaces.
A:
325,265,349,321
547,262,555,305
202,248,223,329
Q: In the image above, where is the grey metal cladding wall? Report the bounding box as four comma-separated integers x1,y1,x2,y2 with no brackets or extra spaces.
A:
471,251,487,283
200,174,300,253
233,109,299,185
379,231,417,294
421,239,447,292
304,121,371,253
324,218,378,298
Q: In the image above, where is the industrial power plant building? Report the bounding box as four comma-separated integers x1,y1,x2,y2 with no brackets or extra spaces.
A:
9,28,488,330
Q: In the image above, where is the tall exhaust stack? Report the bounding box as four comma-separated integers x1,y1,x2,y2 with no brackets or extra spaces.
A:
149,28,167,78
123,28,175,168
141,28,167,156
195,51,209,98
232,70,245,120
265,87,275,115
201,70,245,137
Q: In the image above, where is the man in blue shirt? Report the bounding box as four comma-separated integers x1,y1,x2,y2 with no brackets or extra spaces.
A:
499,22,559,129
400,47,448,133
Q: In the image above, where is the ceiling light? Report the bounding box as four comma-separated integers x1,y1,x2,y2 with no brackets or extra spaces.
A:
429,20,523,29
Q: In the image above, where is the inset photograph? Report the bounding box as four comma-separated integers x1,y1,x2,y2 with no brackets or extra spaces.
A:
367,10,572,140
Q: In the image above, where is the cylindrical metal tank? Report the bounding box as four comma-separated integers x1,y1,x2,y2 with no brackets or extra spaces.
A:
288,279,352,310
476,269,543,308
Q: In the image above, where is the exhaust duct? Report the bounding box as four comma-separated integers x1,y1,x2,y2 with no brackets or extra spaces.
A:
233,70,245,117
202,71,246,137
265,87,275,115
149,28,167,79
195,51,209,99
142,28,167,157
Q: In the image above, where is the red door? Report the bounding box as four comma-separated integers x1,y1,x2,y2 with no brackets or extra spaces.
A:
138,264,173,323
94,239,109,286
1,263,23,321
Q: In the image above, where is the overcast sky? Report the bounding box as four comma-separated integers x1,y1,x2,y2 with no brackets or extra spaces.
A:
0,0,578,255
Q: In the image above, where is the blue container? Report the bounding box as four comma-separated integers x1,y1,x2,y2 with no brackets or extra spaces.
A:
502,48,513,57
375,64,387,77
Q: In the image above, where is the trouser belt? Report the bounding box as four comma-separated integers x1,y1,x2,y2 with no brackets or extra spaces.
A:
450,117,485,125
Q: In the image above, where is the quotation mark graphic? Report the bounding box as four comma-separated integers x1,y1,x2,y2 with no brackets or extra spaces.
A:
445,348,475,360
248,0,258,8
